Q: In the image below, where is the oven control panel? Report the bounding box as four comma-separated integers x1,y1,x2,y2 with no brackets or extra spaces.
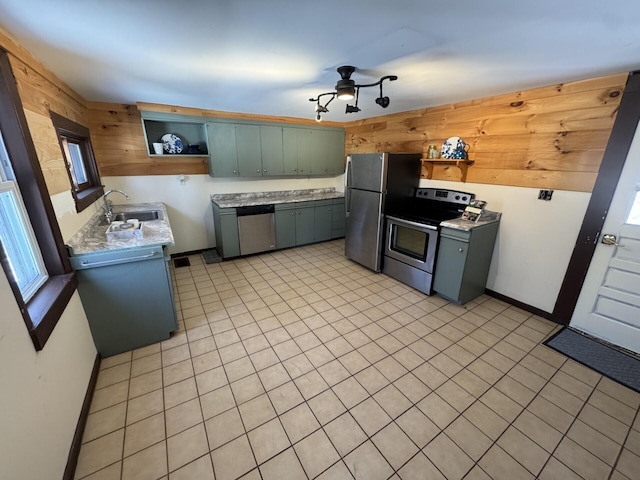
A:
415,188,475,206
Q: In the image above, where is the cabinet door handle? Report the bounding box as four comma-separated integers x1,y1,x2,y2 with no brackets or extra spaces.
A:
256,169,260,173
233,169,237,174
458,248,464,253
80,249,159,267
297,211,301,215
290,212,295,216
263,169,267,173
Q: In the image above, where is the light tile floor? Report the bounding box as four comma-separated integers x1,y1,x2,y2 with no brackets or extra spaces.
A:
75,239,640,480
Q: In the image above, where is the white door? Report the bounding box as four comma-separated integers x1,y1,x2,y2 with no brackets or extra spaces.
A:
571,123,640,354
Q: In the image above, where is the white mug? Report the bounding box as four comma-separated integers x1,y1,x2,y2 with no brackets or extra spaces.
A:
152,142,164,155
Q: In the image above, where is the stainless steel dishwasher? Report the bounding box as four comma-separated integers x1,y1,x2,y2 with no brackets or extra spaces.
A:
236,204,276,255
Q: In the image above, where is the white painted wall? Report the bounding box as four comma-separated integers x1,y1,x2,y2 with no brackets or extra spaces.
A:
104,173,588,313
421,179,591,313
51,189,103,242
0,242,96,480
103,174,344,255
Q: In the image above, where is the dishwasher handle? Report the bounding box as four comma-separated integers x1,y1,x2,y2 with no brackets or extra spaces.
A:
78,249,160,268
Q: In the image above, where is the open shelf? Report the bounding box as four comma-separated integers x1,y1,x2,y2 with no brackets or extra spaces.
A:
421,158,474,182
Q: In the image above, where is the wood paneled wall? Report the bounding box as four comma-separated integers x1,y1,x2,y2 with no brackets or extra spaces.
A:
0,28,88,196
85,103,190,177
345,73,627,192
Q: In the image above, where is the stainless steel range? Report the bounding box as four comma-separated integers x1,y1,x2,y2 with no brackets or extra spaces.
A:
383,188,474,294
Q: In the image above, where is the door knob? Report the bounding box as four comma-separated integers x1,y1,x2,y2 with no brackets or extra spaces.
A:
602,234,623,247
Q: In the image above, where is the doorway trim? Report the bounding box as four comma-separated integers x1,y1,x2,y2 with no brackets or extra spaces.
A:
552,71,640,324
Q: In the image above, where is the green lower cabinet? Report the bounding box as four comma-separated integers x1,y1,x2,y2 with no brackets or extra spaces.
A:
331,198,345,238
314,201,333,242
212,205,240,259
275,208,296,249
295,205,315,245
433,222,499,304
218,198,345,257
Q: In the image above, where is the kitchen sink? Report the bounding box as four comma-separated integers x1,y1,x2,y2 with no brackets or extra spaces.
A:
113,210,162,222
100,210,163,225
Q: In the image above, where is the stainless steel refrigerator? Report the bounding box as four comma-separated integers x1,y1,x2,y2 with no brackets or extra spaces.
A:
344,153,422,271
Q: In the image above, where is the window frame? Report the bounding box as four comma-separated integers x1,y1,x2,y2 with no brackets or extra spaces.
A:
50,110,104,212
0,154,49,301
0,48,77,350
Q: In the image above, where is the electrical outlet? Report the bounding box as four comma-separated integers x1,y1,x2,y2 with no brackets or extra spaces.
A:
538,189,553,201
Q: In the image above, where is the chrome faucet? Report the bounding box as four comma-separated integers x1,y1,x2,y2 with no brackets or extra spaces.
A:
103,189,130,223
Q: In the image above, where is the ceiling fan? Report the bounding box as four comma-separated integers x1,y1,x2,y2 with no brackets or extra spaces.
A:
309,65,398,121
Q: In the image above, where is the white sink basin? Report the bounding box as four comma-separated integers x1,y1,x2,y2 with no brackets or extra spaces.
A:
106,221,143,241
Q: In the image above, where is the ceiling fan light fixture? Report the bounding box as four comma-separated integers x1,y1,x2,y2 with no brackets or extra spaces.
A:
375,96,390,108
336,79,355,100
310,65,397,118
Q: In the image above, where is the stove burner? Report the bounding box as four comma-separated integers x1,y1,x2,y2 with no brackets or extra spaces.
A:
386,188,475,226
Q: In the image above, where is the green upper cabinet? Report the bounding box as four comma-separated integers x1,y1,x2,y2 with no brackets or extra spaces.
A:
205,119,344,178
260,125,284,176
207,122,239,177
282,127,345,177
282,127,299,175
235,124,262,177
327,129,346,175
142,111,344,177
295,128,312,175
306,128,346,175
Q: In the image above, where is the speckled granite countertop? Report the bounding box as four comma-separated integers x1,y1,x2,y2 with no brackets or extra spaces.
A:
210,188,344,208
440,210,502,231
66,202,174,255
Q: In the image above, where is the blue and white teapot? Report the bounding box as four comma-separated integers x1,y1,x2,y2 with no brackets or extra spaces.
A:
441,136,469,159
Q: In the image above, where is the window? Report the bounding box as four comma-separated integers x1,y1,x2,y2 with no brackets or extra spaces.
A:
50,111,103,212
0,48,77,350
627,188,640,226
0,131,48,301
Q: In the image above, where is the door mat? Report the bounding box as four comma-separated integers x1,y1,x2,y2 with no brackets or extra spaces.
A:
173,257,191,268
544,327,640,393
202,249,222,264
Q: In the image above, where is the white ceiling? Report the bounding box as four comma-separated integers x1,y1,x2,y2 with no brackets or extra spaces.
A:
1,0,640,122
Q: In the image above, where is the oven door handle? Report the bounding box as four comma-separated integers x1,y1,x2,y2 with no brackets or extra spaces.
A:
386,215,439,231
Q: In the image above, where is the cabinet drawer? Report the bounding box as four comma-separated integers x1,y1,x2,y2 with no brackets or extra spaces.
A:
440,227,471,242
274,202,298,210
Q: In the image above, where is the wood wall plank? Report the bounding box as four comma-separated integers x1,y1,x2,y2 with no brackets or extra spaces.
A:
87,102,211,176
1,27,90,196
345,73,626,192
135,102,343,127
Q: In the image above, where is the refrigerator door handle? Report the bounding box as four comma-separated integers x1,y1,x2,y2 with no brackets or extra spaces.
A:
344,156,352,217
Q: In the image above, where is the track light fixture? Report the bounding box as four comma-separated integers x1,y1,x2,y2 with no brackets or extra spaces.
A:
309,65,397,120
313,92,334,122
